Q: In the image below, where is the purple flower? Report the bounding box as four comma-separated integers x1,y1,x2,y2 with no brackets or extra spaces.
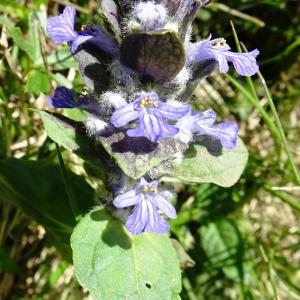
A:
46,6,118,55
187,35,259,76
193,110,239,149
48,87,101,115
48,86,77,108
111,91,190,143
113,178,177,235
176,109,239,149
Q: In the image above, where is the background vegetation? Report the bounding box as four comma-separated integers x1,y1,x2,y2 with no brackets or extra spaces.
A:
0,0,300,299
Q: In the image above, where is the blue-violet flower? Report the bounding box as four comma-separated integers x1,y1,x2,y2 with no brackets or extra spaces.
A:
46,6,118,55
111,91,190,143
176,109,239,149
113,177,177,235
48,86,100,115
187,35,259,76
193,109,239,149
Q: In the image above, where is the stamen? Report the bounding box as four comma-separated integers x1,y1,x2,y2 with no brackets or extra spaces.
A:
143,186,157,193
81,24,95,32
211,39,226,48
140,98,158,108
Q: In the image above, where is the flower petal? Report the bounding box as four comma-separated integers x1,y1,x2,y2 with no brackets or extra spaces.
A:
157,101,190,120
156,117,179,139
153,194,177,219
46,6,77,44
113,190,141,208
196,109,216,127
89,27,119,57
111,102,139,127
214,52,229,73
48,87,75,108
225,49,259,76
215,121,239,149
143,202,170,234
70,35,93,53
125,199,148,235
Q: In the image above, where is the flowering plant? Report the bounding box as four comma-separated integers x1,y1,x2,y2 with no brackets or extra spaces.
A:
40,0,254,297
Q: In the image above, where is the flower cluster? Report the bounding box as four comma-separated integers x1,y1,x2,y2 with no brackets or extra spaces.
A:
46,1,258,235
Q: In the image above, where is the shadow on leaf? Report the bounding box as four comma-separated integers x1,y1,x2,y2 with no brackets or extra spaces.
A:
90,209,132,250
185,137,222,158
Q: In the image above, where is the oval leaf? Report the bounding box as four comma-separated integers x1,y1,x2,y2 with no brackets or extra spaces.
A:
120,31,185,82
152,137,248,187
71,209,182,299
39,111,101,163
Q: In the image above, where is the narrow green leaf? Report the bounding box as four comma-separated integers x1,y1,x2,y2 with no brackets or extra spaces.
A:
200,219,245,281
56,143,81,222
0,158,96,258
28,11,43,67
71,209,182,300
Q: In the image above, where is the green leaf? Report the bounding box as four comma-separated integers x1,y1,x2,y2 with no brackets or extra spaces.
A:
153,138,248,187
43,47,77,70
39,111,100,162
98,131,186,179
71,209,182,300
28,11,43,67
120,31,185,82
199,219,245,281
26,69,50,95
0,2,30,19
0,158,96,258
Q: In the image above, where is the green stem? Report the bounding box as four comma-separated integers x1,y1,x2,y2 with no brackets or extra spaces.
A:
230,22,299,183
264,184,300,212
257,73,300,184
55,143,81,222
223,73,280,141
